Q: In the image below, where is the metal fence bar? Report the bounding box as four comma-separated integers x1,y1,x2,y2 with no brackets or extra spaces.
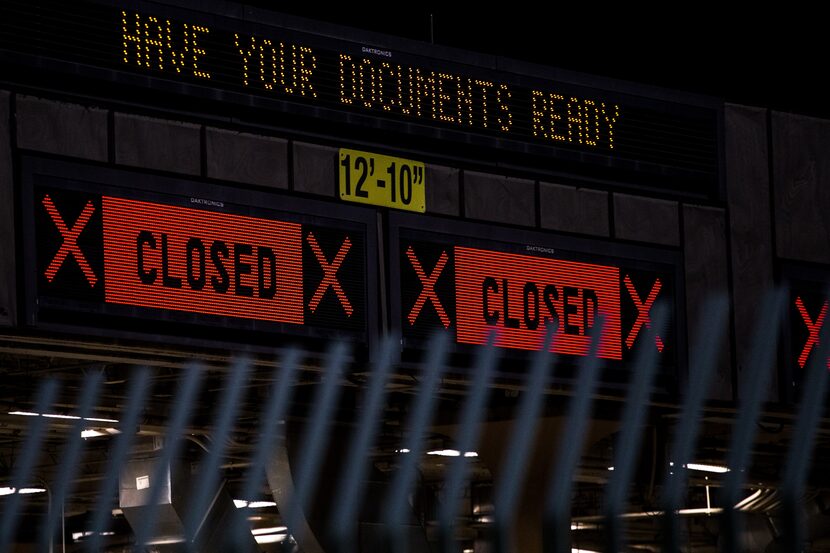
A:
0,379,59,553
132,363,203,551
780,298,830,551
85,368,151,553
661,296,729,553
492,326,556,553
184,357,251,547
284,342,350,543
229,348,300,550
603,304,667,553
382,331,450,552
7,286,830,553
544,319,605,553
720,289,786,553
38,371,103,553
330,335,398,549
437,331,498,553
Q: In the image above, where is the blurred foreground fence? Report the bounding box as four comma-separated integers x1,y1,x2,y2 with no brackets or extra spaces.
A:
1,289,829,552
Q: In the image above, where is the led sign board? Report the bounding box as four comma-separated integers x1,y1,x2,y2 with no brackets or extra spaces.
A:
781,265,830,402
791,291,827,372
453,247,622,358
22,159,376,346
0,0,721,195
390,214,683,381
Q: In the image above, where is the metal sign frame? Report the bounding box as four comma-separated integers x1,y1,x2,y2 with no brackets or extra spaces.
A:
388,211,687,393
20,156,380,354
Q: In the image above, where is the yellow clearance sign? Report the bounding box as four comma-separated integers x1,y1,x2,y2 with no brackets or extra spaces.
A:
338,149,426,213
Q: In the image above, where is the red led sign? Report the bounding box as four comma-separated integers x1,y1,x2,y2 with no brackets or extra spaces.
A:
794,296,829,369
407,246,451,328
399,232,675,366
101,196,304,323
624,275,664,353
454,247,622,359
42,194,98,286
784,277,830,401
307,232,353,317
32,178,369,342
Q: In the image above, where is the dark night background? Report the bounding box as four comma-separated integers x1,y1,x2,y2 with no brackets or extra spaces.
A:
263,6,823,118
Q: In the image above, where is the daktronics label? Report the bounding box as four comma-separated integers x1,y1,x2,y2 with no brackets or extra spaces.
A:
33,185,367,336
400,236,673,362
455,247,621,358
103,196,304,323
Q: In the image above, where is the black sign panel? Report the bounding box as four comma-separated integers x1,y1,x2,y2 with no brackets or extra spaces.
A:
0,0,721,196
22,158,377,348
390,213,685,390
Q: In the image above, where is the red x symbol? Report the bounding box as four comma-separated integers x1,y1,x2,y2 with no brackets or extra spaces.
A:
406,246,450,328
307,233,353,316
624,275,663,352
796,297,828,369
42,194,98,286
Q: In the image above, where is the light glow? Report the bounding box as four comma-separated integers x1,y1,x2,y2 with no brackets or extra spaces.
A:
685,463,729,474
255,533,288,544
0,487,47,496
570,522,599,531
9,411,118,423
71,531,115,542
734,488,763,510
573,507,725,523
234,499,277,509
82,428,121,439
426,449,478,458
251,526,287,536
